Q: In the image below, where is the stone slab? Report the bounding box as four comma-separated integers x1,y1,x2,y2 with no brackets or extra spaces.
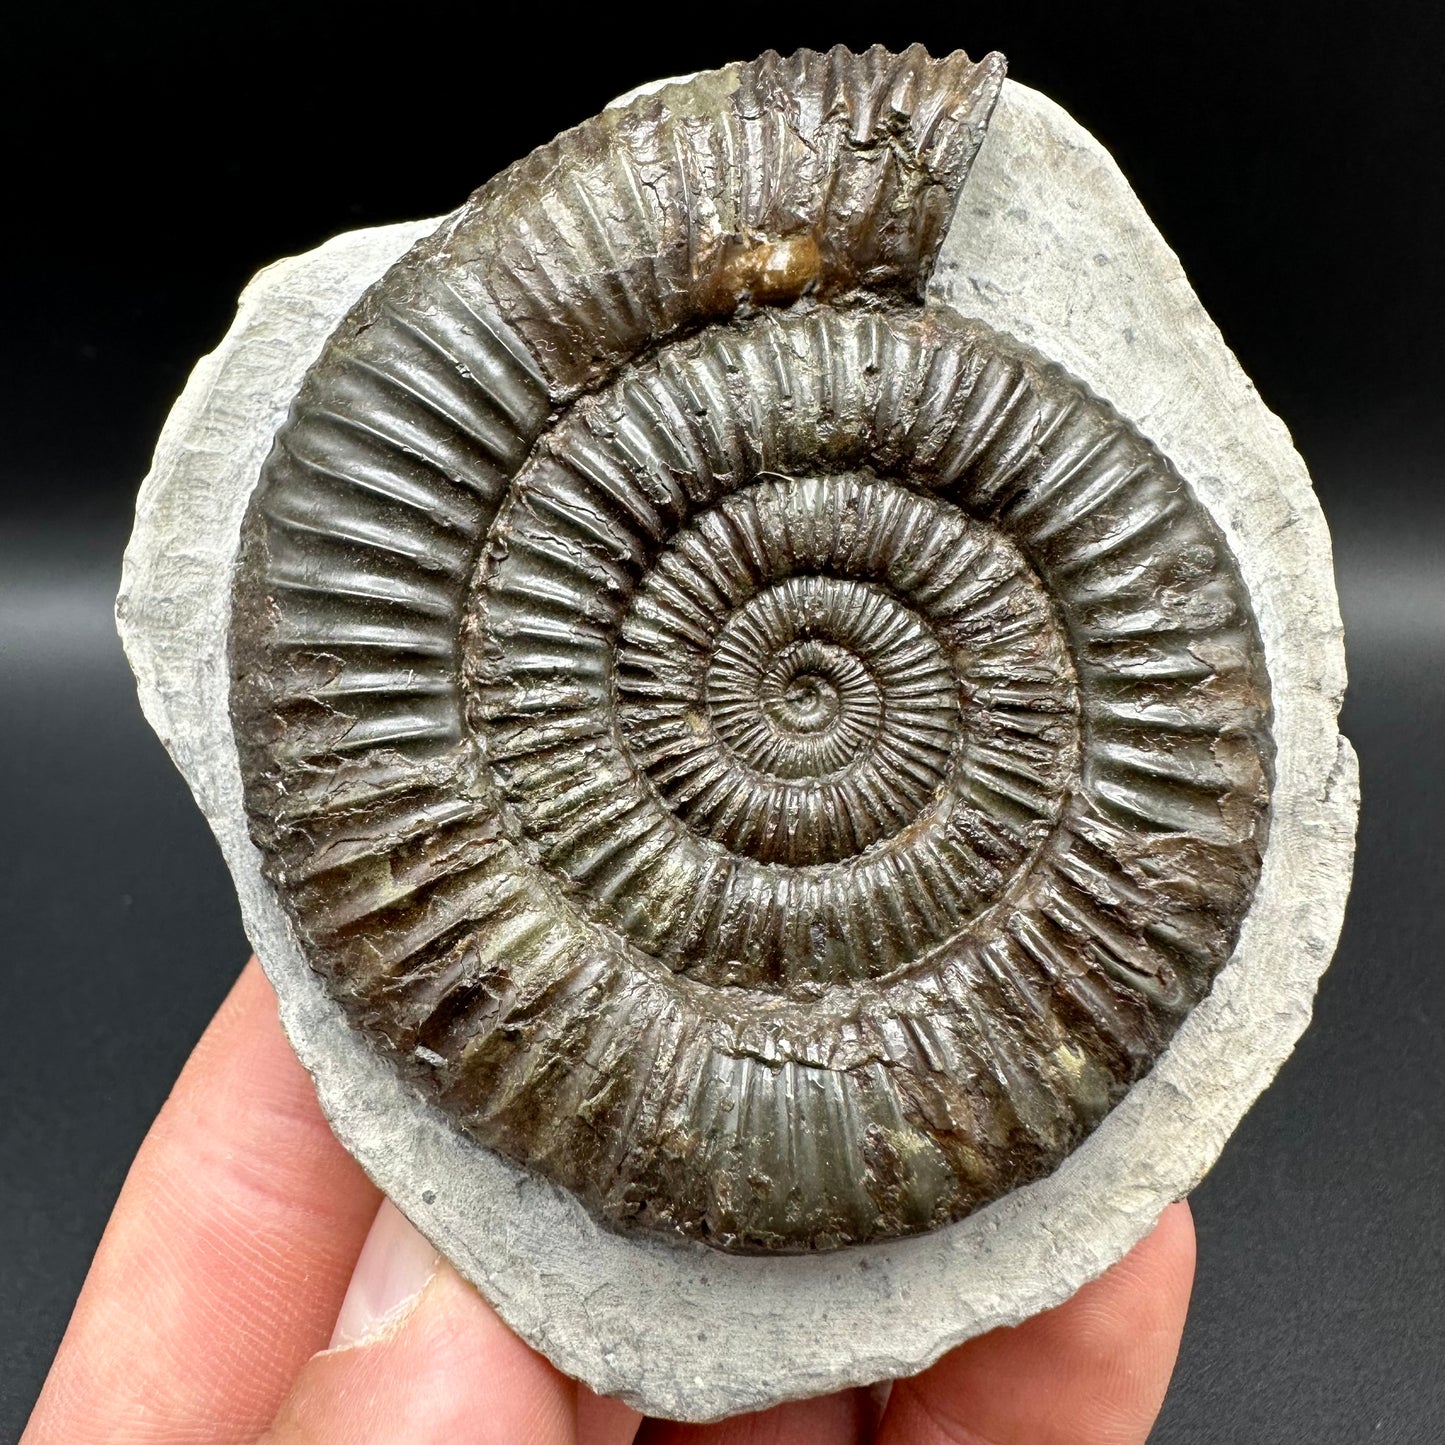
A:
117,79,1357,1421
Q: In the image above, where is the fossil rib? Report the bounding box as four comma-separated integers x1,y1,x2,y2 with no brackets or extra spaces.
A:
229,45,1271,1252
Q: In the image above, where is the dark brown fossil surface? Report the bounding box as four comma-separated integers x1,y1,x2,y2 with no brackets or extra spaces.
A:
229,45,1272,1252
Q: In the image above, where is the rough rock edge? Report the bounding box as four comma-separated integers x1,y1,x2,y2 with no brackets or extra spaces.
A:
116,80,1357,1421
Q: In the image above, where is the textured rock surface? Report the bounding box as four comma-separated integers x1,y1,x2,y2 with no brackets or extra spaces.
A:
118,74,1356,1419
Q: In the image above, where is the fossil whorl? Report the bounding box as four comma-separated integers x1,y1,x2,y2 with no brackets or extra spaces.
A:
230,45,1273,1252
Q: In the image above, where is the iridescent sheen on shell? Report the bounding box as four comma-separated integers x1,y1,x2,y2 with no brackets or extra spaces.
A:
229,45,1272,1252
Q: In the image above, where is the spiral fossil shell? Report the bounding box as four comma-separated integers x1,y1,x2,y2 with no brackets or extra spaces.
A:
229,45,1272,1252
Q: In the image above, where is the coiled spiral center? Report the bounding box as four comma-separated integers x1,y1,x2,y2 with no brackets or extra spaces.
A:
625,565,961,867
763,654,847,736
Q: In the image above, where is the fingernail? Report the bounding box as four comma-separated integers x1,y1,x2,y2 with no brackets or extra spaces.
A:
328,1198,439,1349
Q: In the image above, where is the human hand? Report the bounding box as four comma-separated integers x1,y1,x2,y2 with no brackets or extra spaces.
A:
24,958,1195,1444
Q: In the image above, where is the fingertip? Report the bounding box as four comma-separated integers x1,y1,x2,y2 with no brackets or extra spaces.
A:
264,1254,576,1445
328,1199,439,1350
1155,1198,1198,1275
577,1385,644,1445
879,1199,1198,1445
1085,1199,1196,1344
636,1388,875,1444
24,955,382,1445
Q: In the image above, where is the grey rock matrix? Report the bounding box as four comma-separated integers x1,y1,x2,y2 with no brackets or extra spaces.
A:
119,47,1356,1421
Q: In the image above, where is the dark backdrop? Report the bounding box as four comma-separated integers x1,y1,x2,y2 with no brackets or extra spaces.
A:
2,3,1442,1440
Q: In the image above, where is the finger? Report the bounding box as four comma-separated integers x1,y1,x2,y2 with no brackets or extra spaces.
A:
24,958,381,1445
635,1389,877,1445
877,1200,1196,1445
577,1385,644,1445
260,1200,576,1445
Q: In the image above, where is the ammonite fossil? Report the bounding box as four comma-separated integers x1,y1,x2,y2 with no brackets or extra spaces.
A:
121,41,1355,1418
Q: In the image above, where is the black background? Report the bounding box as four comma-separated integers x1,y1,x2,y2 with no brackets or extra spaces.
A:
2,2,1442,1440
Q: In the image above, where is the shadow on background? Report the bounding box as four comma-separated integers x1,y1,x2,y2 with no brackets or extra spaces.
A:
2,3,1442,1440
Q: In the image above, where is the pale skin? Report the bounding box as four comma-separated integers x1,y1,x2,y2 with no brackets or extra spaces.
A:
24,958,1196,1444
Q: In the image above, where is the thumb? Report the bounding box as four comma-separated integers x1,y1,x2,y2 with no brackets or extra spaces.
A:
258,1199,577,1445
